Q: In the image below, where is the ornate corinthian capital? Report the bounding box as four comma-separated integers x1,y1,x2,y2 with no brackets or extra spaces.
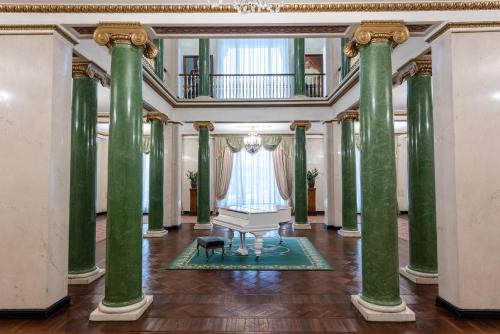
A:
290,120,312,131
193,121,215,132
337,110,359,123
93,22,158,59
145,111,169,124
344,21,410,58
72,57,110,87
395,55,432,84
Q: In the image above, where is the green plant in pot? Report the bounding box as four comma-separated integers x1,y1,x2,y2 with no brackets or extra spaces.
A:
307,168,320,188
186,170,198,189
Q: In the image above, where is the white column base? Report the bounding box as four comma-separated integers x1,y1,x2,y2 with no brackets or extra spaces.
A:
351,294,415,322
143,229,168,238
194,223,212,230
399,265,438,285
338,229,361,238
68,267,105,285
293,223,312,230
90,295,153,322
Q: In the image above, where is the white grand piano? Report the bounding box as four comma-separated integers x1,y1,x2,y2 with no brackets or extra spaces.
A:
212,204,292,259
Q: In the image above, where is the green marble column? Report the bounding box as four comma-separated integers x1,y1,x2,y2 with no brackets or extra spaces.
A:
292,121,310,228
199,39,210,97
340,113,359,234
153,39,164,80
103,42,145,308
359,40,401,307
194,122,213,229
68,67,98,277
340,38,350,80
406,61,437,275
294,38,305,96
144,113,167,237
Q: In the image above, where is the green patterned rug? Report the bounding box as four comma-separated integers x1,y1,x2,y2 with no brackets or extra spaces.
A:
166,237,332,271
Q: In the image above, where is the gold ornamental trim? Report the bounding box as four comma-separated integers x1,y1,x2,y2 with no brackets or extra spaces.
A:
146,111,169,124
93,22,157,59
290,120,312,131
72,57,110,87
193,121,215,132
2,2,500,13
337,111,359,123
426,21,500,43
395,55,432,84
0,24,77,45
344,21,410,58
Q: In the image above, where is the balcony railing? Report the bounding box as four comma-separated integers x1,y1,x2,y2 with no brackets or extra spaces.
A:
179,73,325,100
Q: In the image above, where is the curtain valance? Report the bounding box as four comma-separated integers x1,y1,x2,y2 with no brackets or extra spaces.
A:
224,135,282,153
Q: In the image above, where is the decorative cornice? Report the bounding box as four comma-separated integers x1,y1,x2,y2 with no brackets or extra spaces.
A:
290,120,312,131
0,24,77,45
193,121,215,132
395,55,432,84
153,25,349,36
145,111,169,124
344,21,410,58
337,111,359,123
2,2,500,13
72,57,110,87
93,22,157,59
426,21,500,43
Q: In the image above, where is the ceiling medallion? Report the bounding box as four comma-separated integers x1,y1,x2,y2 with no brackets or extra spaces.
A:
244,129,262,154
208,0,284,13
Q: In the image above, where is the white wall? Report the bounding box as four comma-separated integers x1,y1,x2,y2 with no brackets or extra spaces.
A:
306,135,325,211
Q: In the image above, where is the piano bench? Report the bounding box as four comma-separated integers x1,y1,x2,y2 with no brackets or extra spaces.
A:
196,237,225,262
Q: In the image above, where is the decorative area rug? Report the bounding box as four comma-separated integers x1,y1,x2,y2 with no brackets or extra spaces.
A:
166,237,332,271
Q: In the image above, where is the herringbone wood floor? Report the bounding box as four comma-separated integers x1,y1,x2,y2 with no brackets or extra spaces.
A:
2,216,500,333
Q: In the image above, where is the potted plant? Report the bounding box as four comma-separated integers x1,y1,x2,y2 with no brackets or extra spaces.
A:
307,168,319,188
186,170,198,189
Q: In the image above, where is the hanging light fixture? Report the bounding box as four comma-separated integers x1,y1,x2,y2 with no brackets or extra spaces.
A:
244,128,262,154
208,0,284,14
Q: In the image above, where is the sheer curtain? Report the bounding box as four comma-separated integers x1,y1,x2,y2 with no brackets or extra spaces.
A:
219,148,287,207
142,153,150,213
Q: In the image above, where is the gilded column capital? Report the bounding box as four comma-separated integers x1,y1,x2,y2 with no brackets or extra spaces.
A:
93,22,158,59
193,121,215,132
72,57,110,87
344,21,410,58
290,120,312,131
145,111,169,124
337,110,359,123
395,55,432,84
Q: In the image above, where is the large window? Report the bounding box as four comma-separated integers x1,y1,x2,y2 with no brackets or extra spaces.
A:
219,148,287,207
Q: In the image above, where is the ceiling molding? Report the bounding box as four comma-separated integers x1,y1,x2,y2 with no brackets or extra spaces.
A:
152,25,349,36
2,2,500,13
426,21,500,43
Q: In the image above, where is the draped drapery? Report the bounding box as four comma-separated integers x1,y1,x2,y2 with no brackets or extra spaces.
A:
214,137,234,202
143,135,151,154
272,136,294,208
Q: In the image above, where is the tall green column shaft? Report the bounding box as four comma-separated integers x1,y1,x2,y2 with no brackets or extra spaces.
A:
294,38,305,96
359,41,401,307
340,38,351,80
341,118,358,231
147,119,165,232
199,39,210,97
294,126,308,224
407,73,437,274
153,39,164,80
197,127,211,224
68,75,98,275
104,43,144,308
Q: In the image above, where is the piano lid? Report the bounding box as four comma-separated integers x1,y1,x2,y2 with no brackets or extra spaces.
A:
224,204,279,214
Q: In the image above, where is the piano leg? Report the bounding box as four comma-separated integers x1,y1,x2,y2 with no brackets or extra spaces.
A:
253,232,264,260
236,232,249,256
227,229,234,248
278,222,286,244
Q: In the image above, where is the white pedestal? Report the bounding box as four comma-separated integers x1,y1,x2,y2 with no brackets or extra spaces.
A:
143,230,168,238
294,223,312,230
68,267,105,285
338,229,361,238
90,295,153,321
194,223,212,230
351,294,415,322
399,265,438,285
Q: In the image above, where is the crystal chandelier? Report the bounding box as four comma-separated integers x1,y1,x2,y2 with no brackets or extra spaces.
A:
208,0,284,13
244,129,262,154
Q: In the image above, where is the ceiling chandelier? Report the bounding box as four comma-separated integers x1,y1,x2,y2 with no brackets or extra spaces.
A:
244,129,262,154
208,0,284,13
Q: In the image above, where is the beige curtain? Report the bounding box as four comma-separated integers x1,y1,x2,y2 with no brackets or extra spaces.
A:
214,137,234,205
272,136,294,208
142,135,151,154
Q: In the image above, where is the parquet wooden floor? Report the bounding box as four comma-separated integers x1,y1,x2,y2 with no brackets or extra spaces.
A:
2,216,500,333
